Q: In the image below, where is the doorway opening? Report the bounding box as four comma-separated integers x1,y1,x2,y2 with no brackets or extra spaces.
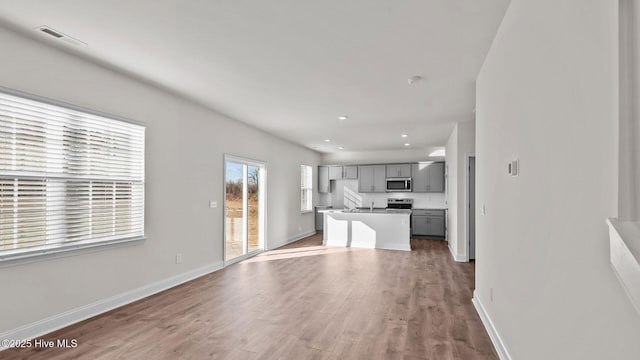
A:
224,155,266,263
468,155,476,260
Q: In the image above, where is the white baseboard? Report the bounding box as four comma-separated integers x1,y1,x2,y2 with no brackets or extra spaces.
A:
472,291,512,360
0,261,224,350
269,230,316,250
448,243,467,262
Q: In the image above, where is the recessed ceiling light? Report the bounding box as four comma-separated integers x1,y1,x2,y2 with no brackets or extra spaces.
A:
338,115,348,120
401,134,408,138
338,146,344,150
404,143,410,147
324,139,331,142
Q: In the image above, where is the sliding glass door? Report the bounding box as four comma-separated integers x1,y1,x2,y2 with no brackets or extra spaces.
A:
224,156,265,263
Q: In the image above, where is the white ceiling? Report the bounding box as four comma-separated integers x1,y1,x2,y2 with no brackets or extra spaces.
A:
0,0,510,154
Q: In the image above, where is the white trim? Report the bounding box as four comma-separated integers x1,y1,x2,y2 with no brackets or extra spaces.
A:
269,230,316,250
472,291,513,360
448,242,466,262
607,218,640,316
0,261,223,350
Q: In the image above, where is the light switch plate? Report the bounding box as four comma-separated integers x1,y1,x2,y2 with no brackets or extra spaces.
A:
209,200,217,208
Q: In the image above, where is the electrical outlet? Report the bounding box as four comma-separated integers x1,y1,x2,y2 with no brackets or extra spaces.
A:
490,287,494,302
176,253,183,264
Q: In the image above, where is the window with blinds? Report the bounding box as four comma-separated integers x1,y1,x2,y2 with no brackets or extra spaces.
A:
0,90,145,261
300,165,312,212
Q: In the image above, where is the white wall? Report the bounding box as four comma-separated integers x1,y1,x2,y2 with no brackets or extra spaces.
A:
445,121,475,261
476,0,640,359
0,26,320,334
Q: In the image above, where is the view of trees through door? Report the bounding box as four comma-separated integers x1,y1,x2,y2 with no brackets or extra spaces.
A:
225,158,264,262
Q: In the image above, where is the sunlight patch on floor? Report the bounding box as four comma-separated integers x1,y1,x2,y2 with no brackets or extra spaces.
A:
241,245,365,263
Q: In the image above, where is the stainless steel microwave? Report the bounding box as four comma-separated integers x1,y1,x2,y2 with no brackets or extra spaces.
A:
386,178,412,192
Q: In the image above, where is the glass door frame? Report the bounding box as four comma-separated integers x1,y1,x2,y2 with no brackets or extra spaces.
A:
223,154,267,265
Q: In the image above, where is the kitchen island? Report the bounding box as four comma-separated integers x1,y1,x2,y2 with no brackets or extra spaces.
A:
320,209,411,251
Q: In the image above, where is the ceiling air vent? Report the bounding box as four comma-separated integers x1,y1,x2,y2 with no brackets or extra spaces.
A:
36,26,87,47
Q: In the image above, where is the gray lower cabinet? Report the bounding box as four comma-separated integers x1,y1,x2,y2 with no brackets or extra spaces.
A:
412,162,445,193
318,166,330,193
358,165,386,193
412,209,445,237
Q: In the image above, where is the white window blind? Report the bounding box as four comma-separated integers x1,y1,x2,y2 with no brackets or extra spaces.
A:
300,165,312,212
0,90,145,260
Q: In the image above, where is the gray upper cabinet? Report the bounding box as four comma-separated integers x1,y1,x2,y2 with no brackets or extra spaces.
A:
318,166,330,193
329,166,343,180
386,164,412,178
343,165,358,179
412,162,445,193
358,165,386,193
427,162,445,192
412,164,429,192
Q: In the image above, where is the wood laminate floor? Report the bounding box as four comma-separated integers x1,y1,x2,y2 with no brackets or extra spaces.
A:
2,234,498,360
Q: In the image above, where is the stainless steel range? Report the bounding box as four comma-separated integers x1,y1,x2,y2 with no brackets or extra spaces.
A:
387,198,413,210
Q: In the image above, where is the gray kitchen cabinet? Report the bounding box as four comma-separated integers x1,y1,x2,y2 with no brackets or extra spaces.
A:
358,165,386,193
318,166,330,193
427,162,445,192
411,162,445,193
426,215,445,237
412,209,446,237
386,164,412,178
329,166,343,180
343,165,358,179
412,215,429,235
412,163,429,192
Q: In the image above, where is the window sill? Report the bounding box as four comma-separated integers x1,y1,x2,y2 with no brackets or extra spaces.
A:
0,236,146,268
301,210,314,214
607,218,640,315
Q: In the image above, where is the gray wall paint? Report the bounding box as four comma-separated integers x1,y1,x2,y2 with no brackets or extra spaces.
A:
476,0,640,358
0,26,320,333
619,0,640,221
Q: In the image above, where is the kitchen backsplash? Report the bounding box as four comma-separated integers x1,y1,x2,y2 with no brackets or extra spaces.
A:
317,179,447,209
